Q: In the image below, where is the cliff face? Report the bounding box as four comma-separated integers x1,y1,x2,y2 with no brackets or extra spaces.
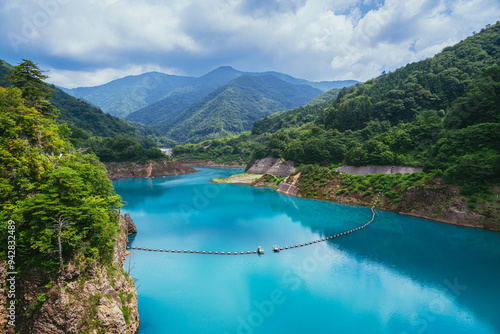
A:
105,159,198,180
1,215,139,334
124,213,138,235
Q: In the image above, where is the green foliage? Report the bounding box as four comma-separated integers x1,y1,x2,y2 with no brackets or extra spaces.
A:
384,190,399,199
319,24,500,132
272,177,287,185
0,86,122,273
173,132,259,163
336,189,349,195
0,59,13,87
444,65,500,129
87,136,167,162
7,59,55,114
157,75,323,143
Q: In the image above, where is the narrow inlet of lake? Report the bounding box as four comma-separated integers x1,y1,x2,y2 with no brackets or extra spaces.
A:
114,167,500,334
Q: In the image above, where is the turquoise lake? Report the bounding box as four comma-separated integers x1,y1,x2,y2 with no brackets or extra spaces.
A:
113,167,500,334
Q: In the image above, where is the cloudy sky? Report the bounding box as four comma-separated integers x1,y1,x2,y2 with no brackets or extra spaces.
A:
1,0,499,88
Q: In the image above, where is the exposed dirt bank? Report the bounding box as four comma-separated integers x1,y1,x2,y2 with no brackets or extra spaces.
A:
212,173,263,184
104,160,198,180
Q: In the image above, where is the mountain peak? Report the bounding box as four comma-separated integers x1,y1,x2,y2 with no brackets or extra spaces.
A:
204,65,241,77
214,65,237,71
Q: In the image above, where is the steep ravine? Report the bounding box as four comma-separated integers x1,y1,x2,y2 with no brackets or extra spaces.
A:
0,214,140,334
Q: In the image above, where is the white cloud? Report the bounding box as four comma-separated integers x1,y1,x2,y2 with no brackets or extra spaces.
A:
2,0,499,86
47,64,179,88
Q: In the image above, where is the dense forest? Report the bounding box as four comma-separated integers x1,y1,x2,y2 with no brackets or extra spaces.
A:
0,64,122,273
1,59,169,163
160,74,324,143
174,22,500,196
123,66,353,143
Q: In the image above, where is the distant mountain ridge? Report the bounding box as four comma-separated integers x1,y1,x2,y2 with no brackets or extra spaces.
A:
161,74,325,142
62,66,358,120
123,66,357,142
1,58,163,155
127,66,245,126
0,60,13,87
62,72,194,118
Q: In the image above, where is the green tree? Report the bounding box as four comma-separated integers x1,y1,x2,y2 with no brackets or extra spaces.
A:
7,59,55,114
0,86,121,272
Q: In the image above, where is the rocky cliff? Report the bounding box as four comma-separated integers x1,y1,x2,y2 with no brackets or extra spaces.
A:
124,213,137,235
1,215,140,334
105,159,198,180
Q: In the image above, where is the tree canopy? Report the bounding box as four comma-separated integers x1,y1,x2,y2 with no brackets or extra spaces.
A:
7,59,55,114
0,85,121,273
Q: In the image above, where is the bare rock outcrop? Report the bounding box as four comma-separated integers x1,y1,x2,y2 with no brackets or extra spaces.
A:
4,214,140,334
105,159,198,180
124,213,137,235
246,158,295,177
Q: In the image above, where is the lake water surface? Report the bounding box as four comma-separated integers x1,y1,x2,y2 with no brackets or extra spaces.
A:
113,167,500,334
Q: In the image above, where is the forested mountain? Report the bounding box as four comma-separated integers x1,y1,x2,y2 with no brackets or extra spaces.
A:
250,86,344,135
62,72,194,118
174,22,500,195
123,66,355,132
157,74,323,142
307,87,343,106
126,66,244,126
1,59,167,162
0,59,12,87
66,66,355,126
248,70,358,91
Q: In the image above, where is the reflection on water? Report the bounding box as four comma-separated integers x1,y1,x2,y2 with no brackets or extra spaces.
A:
114,168,500,334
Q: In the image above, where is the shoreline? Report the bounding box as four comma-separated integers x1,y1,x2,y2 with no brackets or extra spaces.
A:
211,172,500,232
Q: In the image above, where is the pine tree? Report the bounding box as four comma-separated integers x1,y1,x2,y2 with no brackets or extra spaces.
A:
7,59,55,114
